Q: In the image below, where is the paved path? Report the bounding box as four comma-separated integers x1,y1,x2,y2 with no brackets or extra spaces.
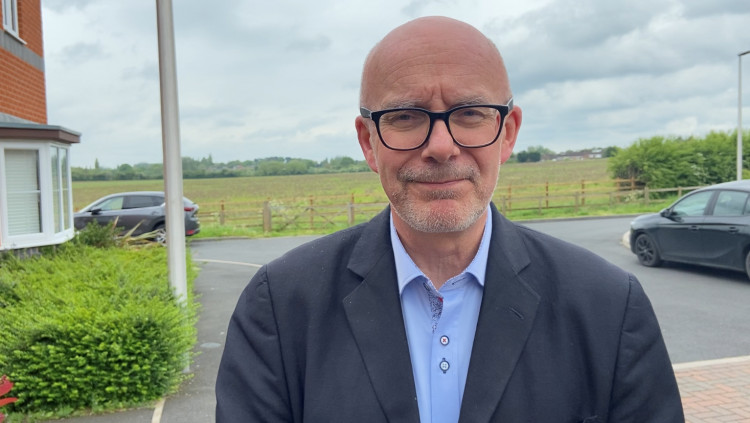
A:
675,356,750,422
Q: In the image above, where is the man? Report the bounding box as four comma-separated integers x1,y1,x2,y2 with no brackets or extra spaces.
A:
216,17,683,422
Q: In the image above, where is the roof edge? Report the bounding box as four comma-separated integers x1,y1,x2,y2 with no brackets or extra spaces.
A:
0,122,81,144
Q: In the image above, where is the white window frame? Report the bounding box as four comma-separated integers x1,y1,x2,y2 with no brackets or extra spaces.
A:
2,0,19,37
50,145,73,233
0,141,75,250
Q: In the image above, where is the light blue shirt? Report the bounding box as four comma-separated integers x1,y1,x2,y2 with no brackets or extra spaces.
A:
390,208,491,423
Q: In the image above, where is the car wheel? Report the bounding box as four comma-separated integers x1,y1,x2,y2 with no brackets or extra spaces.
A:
745,251,750,280
635,233,662,267
153,224,166,245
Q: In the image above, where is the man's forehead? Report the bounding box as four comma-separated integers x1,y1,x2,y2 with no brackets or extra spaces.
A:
379,95,493,110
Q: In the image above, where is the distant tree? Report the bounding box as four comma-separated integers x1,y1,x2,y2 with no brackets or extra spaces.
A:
116,164,136,180
256,160,285,176
603,146,620,158
526,145,555,156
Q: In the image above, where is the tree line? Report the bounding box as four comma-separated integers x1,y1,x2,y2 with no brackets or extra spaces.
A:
72,156,372,181
72,130,748,185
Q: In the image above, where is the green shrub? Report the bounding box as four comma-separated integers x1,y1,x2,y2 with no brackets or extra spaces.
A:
0,243,197,417
73,220,122,248
609,130,750,189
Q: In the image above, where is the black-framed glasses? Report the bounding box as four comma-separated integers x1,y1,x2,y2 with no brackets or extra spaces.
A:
360,98,513,151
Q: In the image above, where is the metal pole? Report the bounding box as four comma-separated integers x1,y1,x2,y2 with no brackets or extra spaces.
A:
156,0,187,305
739,50,750,181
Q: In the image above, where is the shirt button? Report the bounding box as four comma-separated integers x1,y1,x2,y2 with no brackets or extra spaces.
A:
439,359,450,373
440,335,450,346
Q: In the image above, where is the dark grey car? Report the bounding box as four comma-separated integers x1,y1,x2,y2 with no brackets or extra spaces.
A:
74,191,200,241
630,180,750,279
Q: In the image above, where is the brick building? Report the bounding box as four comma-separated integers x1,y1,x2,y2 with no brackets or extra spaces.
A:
1,0,81,250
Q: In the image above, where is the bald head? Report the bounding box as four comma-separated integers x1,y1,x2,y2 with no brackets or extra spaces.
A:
360,17,511,109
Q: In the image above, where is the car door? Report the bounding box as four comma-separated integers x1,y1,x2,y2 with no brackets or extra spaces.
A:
656,190,714,262
699,190,750,271
118,194,164,234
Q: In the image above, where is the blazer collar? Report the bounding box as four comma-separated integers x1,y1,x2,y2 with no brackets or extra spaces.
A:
459,204,541,422
344,207,421,423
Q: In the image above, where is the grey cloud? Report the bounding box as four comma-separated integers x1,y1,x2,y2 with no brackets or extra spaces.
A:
43,0,97,13
60,42,105,65
680,0,750,18
121,63,159,81
286,34,332,53
401,0,455,17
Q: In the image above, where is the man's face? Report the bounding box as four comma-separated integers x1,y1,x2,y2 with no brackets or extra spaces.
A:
355,18,521,234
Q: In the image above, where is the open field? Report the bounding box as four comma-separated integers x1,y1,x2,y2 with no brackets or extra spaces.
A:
72,159,611,209
71,159,681,238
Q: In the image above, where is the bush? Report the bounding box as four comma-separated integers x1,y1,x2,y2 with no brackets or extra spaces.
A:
0,243,198,418
609,130,750,189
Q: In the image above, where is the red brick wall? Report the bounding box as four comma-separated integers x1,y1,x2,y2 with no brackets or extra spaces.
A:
0,0,47,124
18,0,44,56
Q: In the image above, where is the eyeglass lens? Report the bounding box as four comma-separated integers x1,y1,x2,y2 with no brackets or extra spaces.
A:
378,106,502,150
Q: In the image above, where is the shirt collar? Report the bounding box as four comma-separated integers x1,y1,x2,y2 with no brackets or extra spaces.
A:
390,206,492,294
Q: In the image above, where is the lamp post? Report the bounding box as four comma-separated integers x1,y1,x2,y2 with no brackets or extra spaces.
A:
739,50,750,181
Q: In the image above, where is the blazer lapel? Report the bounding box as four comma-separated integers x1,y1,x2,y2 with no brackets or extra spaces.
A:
459,206,541,423
343,208,421,423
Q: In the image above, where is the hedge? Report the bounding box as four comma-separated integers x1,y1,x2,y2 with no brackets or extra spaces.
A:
0,240,198,418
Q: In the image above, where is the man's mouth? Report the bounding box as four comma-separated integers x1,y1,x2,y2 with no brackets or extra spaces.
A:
398,164,476,185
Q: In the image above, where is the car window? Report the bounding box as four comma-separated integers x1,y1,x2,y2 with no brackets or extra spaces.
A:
123,195,162,209
712,190,750,216
671,191,713,217
96,196,124,211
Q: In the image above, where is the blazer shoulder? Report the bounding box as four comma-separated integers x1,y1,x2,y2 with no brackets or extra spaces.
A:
506,219,634,296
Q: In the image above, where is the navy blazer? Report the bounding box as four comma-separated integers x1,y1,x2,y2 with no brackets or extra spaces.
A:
216,204,683,422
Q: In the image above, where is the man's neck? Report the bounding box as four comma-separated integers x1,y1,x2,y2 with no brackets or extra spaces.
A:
393,210,488,289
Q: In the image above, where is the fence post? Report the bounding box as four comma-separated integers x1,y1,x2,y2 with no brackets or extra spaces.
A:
581,179,586,206
507,183,512,212
263,201,272,232
545,181,549,208
309,196,314,229
348,193,355,226
644,186,650,204
677,187,683,197
219,200,225,225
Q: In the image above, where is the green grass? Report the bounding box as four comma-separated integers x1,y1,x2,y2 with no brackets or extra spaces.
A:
73,159,678,238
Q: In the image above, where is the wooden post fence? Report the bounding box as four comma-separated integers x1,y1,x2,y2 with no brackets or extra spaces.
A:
263,201,271,232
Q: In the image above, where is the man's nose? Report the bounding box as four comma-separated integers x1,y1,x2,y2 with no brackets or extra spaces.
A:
421,119,459,162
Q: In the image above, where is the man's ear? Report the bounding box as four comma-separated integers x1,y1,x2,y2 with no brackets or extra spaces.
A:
500,105,522,164
355,116,379,173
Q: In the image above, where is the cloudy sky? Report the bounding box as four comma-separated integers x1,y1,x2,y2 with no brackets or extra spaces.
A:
41,0,750,168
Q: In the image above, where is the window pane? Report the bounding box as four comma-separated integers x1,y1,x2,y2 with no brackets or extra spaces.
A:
5,150,41,235
51,147,61,232
712,191,749,216
2,0,9,28
61,148,71,229
2,0,18,34
98,197,124,211
672,191,713,217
